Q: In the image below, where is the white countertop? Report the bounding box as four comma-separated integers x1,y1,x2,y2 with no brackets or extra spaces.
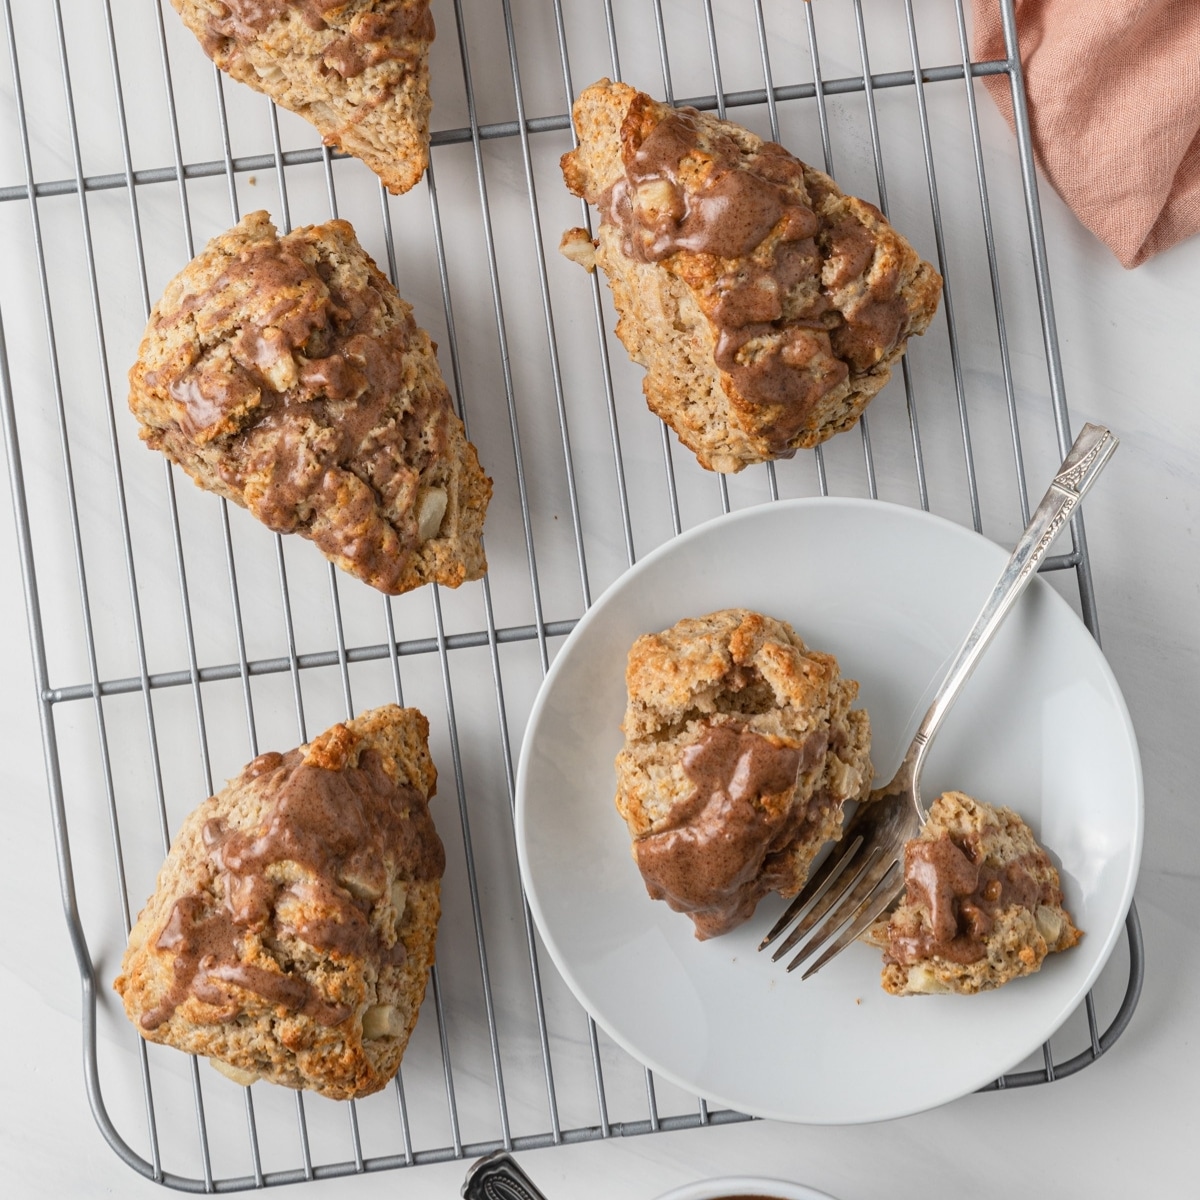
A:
1,2,1195,1196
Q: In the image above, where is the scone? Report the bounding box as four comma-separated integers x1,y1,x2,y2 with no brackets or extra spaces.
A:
115,705,445,1100
170,0,435,195
128,211,491,595
560,80,943,472
863,790,1082,995
615,609,872,939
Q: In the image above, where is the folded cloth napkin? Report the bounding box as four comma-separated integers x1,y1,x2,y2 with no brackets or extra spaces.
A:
973,0,1200,268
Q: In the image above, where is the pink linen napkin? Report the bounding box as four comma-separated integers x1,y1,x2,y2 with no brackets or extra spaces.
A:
973,0,1200,268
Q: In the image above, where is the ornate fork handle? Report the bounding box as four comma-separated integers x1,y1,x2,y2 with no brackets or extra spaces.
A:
462,1151,552,1200
895,422,1117,820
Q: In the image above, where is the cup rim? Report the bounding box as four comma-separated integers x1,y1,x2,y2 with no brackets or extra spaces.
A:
653,1176,838,1200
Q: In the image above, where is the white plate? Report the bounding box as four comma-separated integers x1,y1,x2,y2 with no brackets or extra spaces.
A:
655,1178,838,1200
514,498,1142,1124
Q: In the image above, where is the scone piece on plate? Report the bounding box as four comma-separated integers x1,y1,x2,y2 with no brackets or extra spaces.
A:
560,79,943,472
115,705,445,1100
615,609,872,939
169,0,435,194
129,211,491,595
863,790,1082,995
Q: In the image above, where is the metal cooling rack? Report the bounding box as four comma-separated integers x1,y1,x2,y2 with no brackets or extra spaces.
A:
0,0,1143,1191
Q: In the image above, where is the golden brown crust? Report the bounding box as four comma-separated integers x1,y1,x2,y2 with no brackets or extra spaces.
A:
115,705,444,1100
615,609,872,937
169,0,434,194
561,80,943,472
863,791,1083,996
128,211,491,595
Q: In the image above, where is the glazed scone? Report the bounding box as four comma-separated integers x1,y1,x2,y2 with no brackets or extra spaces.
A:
115,705,445,1100
862,790,1082,996
128,212,491,595
615,609,872,939
560,80,943,472
170,0,434,195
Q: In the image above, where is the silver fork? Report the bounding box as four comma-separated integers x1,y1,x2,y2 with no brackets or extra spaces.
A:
759,422,1118,979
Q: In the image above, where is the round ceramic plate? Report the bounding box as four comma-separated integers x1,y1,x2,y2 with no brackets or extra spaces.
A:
514,498,1142,1124
654,1179,838,1200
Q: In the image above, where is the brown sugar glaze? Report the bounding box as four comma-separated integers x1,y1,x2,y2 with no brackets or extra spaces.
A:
634,720,829,939
887,834,1058,966
200,1,434,78
141,746,444,1031
599,97,911,453
146,227,448,592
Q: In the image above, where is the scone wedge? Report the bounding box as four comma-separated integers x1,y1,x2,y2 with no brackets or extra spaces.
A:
169,0,435,194
560,80,943,471
863,790,1082,995
129,211,491,595
615,609,872,938
115,705,445,1100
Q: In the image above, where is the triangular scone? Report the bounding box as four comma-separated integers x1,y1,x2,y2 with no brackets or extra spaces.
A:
862,791,1082,995
129,211,491,594
115,706,445,1100
615,609,873,939
170,0,434,195
560,80,943,472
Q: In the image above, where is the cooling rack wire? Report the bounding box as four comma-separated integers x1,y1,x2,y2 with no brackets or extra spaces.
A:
0,0,1143,1190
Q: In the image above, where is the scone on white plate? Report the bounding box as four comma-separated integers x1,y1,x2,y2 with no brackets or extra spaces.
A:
615,608,872,939
862,790,1082,995
560,79,942,472
115,705,445,1100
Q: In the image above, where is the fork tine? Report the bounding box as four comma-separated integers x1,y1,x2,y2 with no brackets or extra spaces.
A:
794,861,905,979
783,849,904,973
768,839,880,962
758,829,866,951
758,803,890,953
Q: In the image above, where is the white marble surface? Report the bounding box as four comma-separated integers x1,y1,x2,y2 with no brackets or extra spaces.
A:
1,2,1196,1196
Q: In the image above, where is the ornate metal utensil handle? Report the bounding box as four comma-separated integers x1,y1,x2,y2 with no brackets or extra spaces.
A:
896,421,1117,821
462,1151,552,1200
